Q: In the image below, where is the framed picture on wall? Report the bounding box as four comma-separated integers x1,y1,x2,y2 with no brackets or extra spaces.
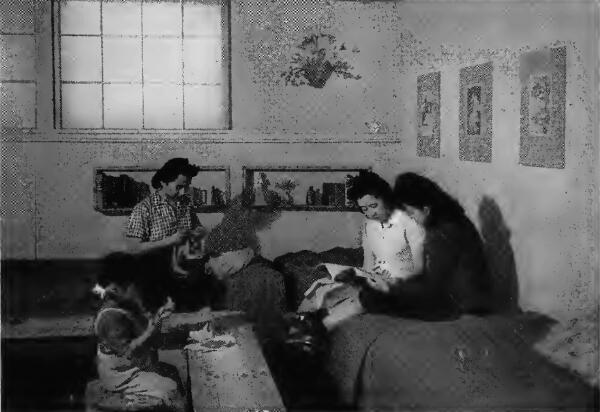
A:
417,71,441,158
93,166,231,215
519,46,566,169
459,61,493,163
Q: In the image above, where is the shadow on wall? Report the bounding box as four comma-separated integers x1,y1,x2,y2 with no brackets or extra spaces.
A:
478,196,521,314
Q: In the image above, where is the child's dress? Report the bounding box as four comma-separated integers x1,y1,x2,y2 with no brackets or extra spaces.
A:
87,301,185,412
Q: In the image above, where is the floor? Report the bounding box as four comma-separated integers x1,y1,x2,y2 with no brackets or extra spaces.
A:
2,337,97,411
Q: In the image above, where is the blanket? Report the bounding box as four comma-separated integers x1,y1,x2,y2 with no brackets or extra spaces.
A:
534,310,599,387
325,313,596,409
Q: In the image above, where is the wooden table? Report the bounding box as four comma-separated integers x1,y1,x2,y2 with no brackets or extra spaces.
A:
186,318,286,412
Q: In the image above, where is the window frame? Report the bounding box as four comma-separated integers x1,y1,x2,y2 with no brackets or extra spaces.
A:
0,1,39,131
51,0,232,132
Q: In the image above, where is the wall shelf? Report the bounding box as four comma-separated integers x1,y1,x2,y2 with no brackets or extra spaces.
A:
93,166,231,216
242,165,371,212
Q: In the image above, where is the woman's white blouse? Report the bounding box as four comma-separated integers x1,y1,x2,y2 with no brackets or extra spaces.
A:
362,209,426,279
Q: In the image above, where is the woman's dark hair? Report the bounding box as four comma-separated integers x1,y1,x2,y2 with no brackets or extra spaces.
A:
98,251,171,312
151,158,201,189
393,172,465,226
346,170,394,207
98,252,139,289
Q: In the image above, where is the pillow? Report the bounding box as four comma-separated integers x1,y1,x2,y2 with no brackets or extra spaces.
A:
205,247,255,280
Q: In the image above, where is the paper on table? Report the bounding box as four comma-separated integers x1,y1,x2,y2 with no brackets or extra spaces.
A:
184,334,237,351
189,323,213,343
186,323,237,352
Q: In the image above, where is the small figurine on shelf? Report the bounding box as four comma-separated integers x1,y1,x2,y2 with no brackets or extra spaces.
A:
253,172,269,205
345,174,354,208
211,186,225,207
314,188,322,205
306,186,316,206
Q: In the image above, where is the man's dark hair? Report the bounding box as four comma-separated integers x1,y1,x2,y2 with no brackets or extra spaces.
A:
346,170,394,206
151,158,201,189
393,172,465,226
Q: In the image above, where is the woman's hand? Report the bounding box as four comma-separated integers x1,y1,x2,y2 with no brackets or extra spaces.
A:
335,268,358,283
155,297,175,322
167,230,191,247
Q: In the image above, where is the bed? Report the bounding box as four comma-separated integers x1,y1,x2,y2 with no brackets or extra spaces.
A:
274,248,598,410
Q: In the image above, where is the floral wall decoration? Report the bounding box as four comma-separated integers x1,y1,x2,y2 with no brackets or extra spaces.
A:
519,46,566,169
417,71,441,158
281,33,361,88
458,61,494,163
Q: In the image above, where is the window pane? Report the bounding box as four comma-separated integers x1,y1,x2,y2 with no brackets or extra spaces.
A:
0,35,36,81
184,85,226,129
184,2,221,36
62,84,102,128
103,1,141,36
143,38,181,83
0,0,35,34
60,36,102,82
1,82,35,128
144,84,182,128
104,38,142,82
142,2,181,36
104,84,142,128
60,1,100,35
184,38,221,84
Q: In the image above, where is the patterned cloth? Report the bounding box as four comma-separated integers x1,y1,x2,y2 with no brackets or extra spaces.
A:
126,191,200,242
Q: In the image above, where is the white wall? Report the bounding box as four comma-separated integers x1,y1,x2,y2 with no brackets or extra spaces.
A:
1,0,597,321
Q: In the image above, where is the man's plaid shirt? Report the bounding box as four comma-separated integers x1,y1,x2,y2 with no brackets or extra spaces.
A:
126,191,199,242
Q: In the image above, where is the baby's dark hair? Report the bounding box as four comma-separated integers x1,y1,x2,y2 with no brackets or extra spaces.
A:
346,170,394,207
151,158,201,189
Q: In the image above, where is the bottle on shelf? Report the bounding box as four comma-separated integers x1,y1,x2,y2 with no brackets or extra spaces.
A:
315,188,322,205
306,186,316,206
345,174,354,208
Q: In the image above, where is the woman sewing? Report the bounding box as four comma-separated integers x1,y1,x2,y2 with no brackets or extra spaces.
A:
296,170,426,330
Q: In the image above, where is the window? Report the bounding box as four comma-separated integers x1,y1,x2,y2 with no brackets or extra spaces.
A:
56,0,230,130
1,0,37,129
